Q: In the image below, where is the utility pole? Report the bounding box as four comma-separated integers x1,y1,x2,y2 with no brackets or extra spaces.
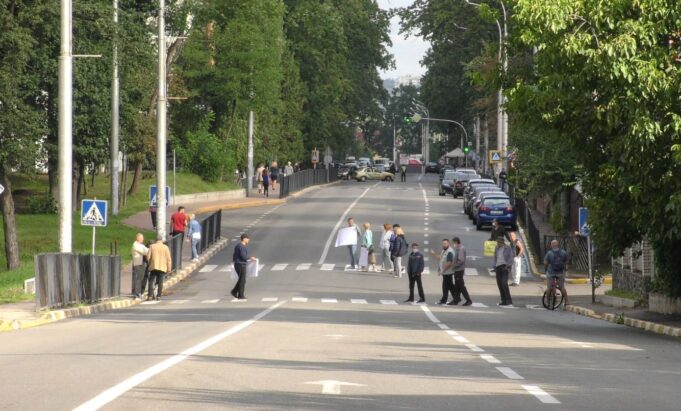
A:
58,0,73,253
156,0,167,240
392,116,396,164
475,116,481,172
110,0,120,215
247,111,254,196
484,116,489,175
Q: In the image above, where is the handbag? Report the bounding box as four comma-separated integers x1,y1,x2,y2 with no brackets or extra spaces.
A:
484,240,496,257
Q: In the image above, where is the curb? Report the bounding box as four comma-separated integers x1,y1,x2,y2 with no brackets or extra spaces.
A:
565,305,681,339
0,237,231,334
566,277,612,285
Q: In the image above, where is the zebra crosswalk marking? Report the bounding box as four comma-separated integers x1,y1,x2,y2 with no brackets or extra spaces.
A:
321,264,335,271
199,265,217,273
296,264,311,271
271,264,288,271
201,299,219,304
465,268,479,276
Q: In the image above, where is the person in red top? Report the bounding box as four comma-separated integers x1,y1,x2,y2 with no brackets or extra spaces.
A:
170,206,187,238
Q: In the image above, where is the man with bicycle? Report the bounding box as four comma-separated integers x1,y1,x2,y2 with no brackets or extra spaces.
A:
544,240,569,306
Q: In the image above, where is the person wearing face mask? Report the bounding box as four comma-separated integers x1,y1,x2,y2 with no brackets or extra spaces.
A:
405,243,426,303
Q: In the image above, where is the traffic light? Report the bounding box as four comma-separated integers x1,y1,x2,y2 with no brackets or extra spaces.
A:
403,116,412,125
463,145,470,154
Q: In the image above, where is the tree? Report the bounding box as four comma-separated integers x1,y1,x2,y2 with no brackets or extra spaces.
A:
0,0,47,269
511,0,681,295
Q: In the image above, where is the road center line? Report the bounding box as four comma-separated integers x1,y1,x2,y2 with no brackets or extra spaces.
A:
318,184,376,264
522,385,561,404
496,367,524,380
420,305,441,324
74,301,286,411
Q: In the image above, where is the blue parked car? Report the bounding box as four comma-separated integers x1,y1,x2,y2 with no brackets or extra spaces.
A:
475,196,517,231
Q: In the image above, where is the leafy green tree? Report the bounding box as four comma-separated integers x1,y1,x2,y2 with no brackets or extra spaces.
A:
511,0,681,295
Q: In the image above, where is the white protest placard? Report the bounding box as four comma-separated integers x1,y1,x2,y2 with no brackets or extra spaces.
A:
335,227,358,247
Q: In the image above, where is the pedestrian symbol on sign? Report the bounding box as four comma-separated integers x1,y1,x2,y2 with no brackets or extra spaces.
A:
84,203,104,223
81,199,108,227
491,152,501,161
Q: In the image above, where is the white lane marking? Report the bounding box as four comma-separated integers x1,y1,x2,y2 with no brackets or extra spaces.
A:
344,265,357,272
74,301,286,411
170,300,188,304
480,354,501,364
467,256,481,261
231,299,246,303
445,330,460,336
526,304,544,310
296,263,311,271
201,299,220,304
380,300,397,305
522,385,561,404
141,301,160,305
321,298,338,303
454,336,470,343
351,299,367,304
423,267,430,275
496,367,524,380
262,297,279,302
292,297,308,303
424,257,429,262
424,248,430,253
466,344,485,352
318,184,376,264
424,233,429,237
464,268,479,276
258,264,265,271
424,240,429,245
471,302,488,308
420,305,440,324
424,222,429,226
321,264,335,271
561,341,594,348
499,304,517,309
425,213,429,216
324,334,346,338
219,265,233,272
271,264,288,271
424,217,428,220
199,265,217,273
424,227,429,231
437,323,450,330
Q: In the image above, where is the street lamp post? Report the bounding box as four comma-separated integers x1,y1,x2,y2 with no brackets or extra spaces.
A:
465,0,508,170
58,0,73,252
156,0,167,240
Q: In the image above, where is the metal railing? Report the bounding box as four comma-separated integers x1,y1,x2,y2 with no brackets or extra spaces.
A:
35,253,121,310
199,210,222,254
279,168,337,198
166,233,183,274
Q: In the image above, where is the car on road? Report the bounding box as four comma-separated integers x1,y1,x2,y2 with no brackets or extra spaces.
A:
451,173,480,198
464,183,500,215
469,189,506,219
456,168,478,175
354,167,395,182
472,192,510,222
439,170,459,196
338,166,352,180
474,196,517,231
425,162,439,173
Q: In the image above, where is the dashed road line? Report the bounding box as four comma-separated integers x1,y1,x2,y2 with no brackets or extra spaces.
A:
199,265,217,273
522,385,560,404
296,263,311,271
351,299,367,304
271,264,288,271
380,300,398,305
480,354,501,364
321,298,338,303
291,297,308,303
261,297,278,302
201,299,219,304
321,264,335,271
497,367,524,380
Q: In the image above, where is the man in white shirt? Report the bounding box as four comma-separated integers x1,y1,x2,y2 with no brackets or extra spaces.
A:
131,233,149,299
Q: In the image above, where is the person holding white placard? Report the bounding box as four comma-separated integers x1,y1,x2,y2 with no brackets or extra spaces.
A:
231,234,256,300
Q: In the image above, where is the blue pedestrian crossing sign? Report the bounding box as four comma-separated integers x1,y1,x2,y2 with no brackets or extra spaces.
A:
489,150,502,163
149,185,170,207
81,200,108,227
579,207,590,236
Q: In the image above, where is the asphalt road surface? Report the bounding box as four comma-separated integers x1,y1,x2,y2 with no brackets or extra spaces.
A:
1,174,680,410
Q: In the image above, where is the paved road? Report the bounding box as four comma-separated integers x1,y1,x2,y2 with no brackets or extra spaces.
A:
1,174,681,410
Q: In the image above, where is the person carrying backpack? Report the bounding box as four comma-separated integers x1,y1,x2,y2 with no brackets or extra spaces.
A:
544,240,569,306
392,227,408,278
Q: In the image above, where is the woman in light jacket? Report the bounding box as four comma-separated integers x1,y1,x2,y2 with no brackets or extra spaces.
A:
379,223,394,273
391,227,408,278
358,222,375,272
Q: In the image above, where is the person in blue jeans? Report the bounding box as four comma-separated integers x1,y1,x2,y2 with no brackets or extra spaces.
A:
187,214,202,262
347,217,362,269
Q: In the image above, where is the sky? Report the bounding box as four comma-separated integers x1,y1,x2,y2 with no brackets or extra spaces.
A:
377,0,430,80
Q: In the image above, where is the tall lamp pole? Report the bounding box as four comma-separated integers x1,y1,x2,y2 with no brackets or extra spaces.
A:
156,0,167,240
110,0,120,216
58,0,73,252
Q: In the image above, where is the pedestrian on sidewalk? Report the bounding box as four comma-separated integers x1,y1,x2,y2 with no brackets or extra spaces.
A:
358,222,375,272
131,233,149,299
405,243,426,303
270,161,280,191
187,214,202,262
346,218,362,269
284,161,294,176
170,206,187,239
494,237,514,306
256,163,264,194
392,227,408,278
389,162,397,177
148,205,157,229
432,239,456,304
231,234,255,300
262,168,271,198
147,235,172,301
509,232,524,286
400,164,407,182
451,237,472,306
379,223,394,273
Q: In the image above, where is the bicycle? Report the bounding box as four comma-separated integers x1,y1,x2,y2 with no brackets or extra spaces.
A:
542,274,564,310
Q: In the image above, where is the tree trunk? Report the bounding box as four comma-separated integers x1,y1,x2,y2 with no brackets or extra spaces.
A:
128,160,142,195
72,161,79,210
76,163,85,206
91,166,96,188
0,165,20,270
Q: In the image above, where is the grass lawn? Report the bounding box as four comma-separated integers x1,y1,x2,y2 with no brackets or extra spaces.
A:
0,172,237,304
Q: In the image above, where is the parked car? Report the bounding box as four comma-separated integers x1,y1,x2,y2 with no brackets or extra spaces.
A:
439,165,455,181
451,173,480,198
425,162,439,173
472,192,510,223
456,168,478,175
439,170,459,196
468,188,505,218
338,166,352,180
464,183,499,214
354,167,395,182
475,196,517,231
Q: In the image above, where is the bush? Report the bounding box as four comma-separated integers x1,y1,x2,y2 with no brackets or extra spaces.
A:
26,194,57,214
178,114,226,183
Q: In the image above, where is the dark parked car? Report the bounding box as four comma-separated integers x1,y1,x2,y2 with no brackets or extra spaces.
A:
475,196,517,231
425,162,439,173
451,173,480,198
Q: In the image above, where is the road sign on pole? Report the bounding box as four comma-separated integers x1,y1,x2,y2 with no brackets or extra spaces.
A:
579,207,589,236
81,199,108,255
149,185,170,207
0,184,4,195
489,150,502,163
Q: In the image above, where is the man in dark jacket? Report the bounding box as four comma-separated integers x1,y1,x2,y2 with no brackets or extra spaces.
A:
494,237,514,306
489,218,512,241
405,243,426,303
231,234,255,300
